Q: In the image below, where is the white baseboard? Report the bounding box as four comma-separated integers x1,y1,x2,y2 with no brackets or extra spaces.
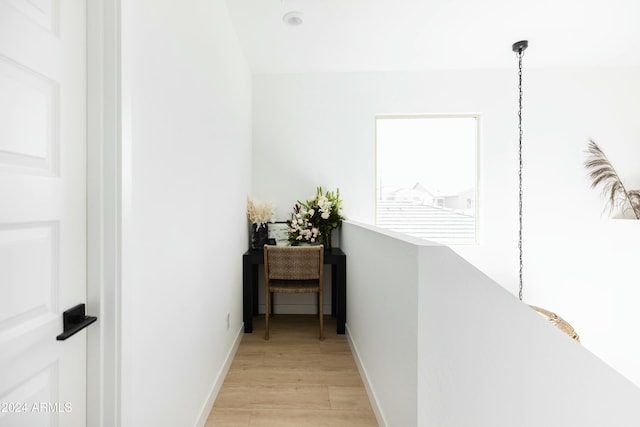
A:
346,324,387,427
195,323,244,427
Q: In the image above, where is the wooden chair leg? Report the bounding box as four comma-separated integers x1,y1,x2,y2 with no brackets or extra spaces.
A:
265,289,270,340
319,291,324,341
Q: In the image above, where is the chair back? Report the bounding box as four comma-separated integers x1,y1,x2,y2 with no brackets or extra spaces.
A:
264,245,324,281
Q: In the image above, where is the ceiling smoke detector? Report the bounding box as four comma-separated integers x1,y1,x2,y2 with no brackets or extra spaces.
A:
283,11,303,26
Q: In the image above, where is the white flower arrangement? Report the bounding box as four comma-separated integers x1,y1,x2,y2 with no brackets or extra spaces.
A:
287,187,344,246
288,203,320,243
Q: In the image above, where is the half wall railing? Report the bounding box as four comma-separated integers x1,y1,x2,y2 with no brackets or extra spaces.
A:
341,221,640,427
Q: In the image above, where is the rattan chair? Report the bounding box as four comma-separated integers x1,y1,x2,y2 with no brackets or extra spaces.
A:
263,245,324,340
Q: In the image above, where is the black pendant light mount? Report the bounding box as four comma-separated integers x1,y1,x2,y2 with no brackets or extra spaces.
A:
512,40,528,54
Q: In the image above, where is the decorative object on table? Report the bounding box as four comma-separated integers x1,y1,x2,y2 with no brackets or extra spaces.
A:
511,40,580,342
247,197,275,249
584,140,640,219
268,222,291,246
288,187,345,248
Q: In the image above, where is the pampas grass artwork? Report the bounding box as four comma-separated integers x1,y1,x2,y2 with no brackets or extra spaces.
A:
585,140,640,219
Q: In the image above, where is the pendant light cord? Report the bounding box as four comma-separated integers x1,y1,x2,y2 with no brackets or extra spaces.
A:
517,49,525,302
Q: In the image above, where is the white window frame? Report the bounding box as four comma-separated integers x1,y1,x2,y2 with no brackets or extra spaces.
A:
375,113,481,245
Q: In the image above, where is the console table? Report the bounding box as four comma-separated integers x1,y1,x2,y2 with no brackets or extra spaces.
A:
242,247,346,334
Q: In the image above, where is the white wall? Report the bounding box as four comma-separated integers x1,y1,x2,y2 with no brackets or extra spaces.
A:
120,1,251,426
340,223,425,426
252,67,640,387
342,221,640,427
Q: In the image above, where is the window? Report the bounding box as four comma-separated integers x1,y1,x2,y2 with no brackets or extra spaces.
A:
375,114,479,245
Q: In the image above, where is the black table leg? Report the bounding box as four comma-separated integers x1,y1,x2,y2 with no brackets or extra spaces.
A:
335,256,346,334
252,264,259,315
242,256,255,333
331,266,337,317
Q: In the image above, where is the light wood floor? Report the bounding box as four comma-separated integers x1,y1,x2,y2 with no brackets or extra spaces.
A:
206,315,378,427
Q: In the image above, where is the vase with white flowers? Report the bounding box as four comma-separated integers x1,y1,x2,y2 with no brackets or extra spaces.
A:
247,198,275,249
287,187,345,248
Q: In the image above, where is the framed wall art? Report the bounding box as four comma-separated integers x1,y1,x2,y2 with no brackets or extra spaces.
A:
268,222,290,246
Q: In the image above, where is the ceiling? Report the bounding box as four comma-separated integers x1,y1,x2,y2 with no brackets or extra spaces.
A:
225,0,640,73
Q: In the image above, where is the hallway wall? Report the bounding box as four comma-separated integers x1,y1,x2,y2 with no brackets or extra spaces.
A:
120,1,252,426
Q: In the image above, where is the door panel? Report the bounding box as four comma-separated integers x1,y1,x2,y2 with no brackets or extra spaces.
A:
0,223,58,340
0,55,58,173
0,0,87,425
2,0,59,36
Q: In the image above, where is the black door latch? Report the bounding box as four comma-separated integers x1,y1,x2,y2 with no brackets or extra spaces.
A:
56,303,97,341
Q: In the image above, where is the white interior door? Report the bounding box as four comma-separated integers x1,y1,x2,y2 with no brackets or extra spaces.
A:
0,1,88,426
